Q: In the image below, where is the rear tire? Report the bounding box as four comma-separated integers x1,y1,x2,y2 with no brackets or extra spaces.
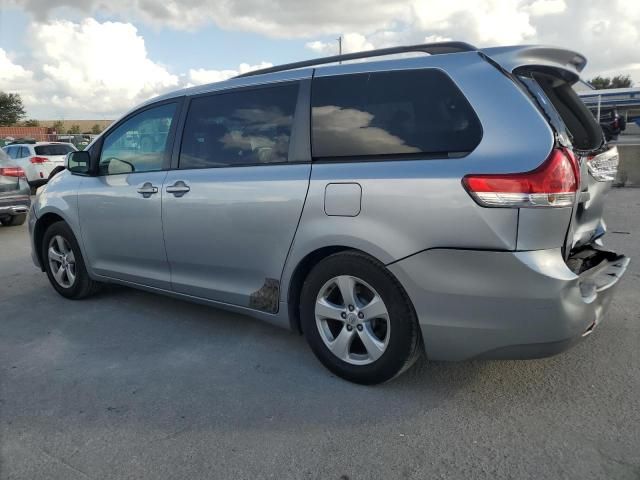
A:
42,221,100,299
300,251,422,384
0,214,26,227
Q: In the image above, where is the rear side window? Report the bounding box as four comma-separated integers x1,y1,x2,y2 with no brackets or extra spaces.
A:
19,147,30,158
311,69,482,159
179,83,299,169
35,144,75,156
3,147,17,159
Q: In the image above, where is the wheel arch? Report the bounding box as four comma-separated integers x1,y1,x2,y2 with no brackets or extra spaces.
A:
286,245,411,334
33,212,70,271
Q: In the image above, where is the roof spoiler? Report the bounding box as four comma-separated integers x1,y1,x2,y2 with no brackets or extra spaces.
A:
481,45,587,81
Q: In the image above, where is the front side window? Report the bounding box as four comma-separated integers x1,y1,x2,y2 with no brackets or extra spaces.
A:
99,103,176,175
311,69,482,158
179,83,299,169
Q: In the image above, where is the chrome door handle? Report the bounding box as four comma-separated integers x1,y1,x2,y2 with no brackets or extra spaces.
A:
137,182,158,198
166,181,190,197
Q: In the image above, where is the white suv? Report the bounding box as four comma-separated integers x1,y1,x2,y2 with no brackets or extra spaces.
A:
2,142,76,193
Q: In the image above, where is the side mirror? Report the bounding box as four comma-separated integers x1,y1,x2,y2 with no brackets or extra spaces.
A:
66,151,93,175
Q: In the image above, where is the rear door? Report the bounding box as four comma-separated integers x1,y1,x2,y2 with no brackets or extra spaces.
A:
162,80,311,312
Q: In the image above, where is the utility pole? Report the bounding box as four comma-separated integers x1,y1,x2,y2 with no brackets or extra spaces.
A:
337,36,342,63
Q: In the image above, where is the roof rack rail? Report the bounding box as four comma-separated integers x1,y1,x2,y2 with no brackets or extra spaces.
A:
235,41,477,78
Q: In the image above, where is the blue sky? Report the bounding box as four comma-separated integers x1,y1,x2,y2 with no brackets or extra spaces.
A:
1,0,638,119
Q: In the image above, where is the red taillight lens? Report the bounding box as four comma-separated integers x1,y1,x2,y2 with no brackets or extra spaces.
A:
30,156,48,164
0,167,26,178
462,148,578,208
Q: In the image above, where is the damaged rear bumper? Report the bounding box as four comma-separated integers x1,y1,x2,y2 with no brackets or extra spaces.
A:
388,245,629,361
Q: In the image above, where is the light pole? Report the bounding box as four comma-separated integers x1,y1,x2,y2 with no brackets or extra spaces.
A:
337,36,342,63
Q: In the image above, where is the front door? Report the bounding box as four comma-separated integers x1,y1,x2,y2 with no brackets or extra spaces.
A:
78,101,179,289
162,81,310,312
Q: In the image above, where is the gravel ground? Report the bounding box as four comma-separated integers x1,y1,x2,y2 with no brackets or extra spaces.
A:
1,188,639,480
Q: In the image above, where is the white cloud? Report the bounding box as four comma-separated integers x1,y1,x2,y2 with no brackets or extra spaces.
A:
298,0,638,85
0,19,184,118
1,18,274,118
0,49,33,87
187,62,273,86
410,0,536,45
31,19,179,116
0,49,38,105
306,33,374,56
10,0,409,37
525,0,567,16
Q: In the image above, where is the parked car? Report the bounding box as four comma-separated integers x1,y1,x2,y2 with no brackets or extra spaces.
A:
589,107,627,141
55,134,93,150
2,141,77,193
0,148,30,227
28,42,628,384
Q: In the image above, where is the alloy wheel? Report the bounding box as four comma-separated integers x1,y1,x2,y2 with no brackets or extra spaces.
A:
315,275,390,365
48,235,76,288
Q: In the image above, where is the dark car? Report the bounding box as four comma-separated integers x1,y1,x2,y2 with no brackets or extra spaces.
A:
0,148,31,227
591,107,626,141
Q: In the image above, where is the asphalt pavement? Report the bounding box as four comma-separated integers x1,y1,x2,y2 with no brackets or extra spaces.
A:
1,189,639,480
614,134,640,145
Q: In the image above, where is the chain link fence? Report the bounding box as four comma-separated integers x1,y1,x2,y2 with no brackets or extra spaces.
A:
0,133,99,150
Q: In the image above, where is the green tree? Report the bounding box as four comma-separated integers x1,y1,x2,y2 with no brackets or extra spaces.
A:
0,92,26,126
23,119,40,127
67,124,81,134
589,75,633,89
52,120,64,132
91,123,102,134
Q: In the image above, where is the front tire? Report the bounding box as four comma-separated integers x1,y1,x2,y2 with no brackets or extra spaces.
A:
300,251,421,384
42,221,99,299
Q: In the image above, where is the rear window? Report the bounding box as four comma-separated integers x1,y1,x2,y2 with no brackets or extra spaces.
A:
311,69,482,159
35,144,75,156
520,71,603,151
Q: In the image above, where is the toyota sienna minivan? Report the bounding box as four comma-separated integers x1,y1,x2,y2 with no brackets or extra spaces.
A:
28,42,629,384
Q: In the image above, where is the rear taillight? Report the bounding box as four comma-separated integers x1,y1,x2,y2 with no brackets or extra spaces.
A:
30,156,48,164
587,146,619,182
462,148,578,208
0,167,26,178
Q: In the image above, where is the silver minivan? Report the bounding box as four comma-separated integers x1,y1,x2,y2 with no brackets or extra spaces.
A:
29,42,629,384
